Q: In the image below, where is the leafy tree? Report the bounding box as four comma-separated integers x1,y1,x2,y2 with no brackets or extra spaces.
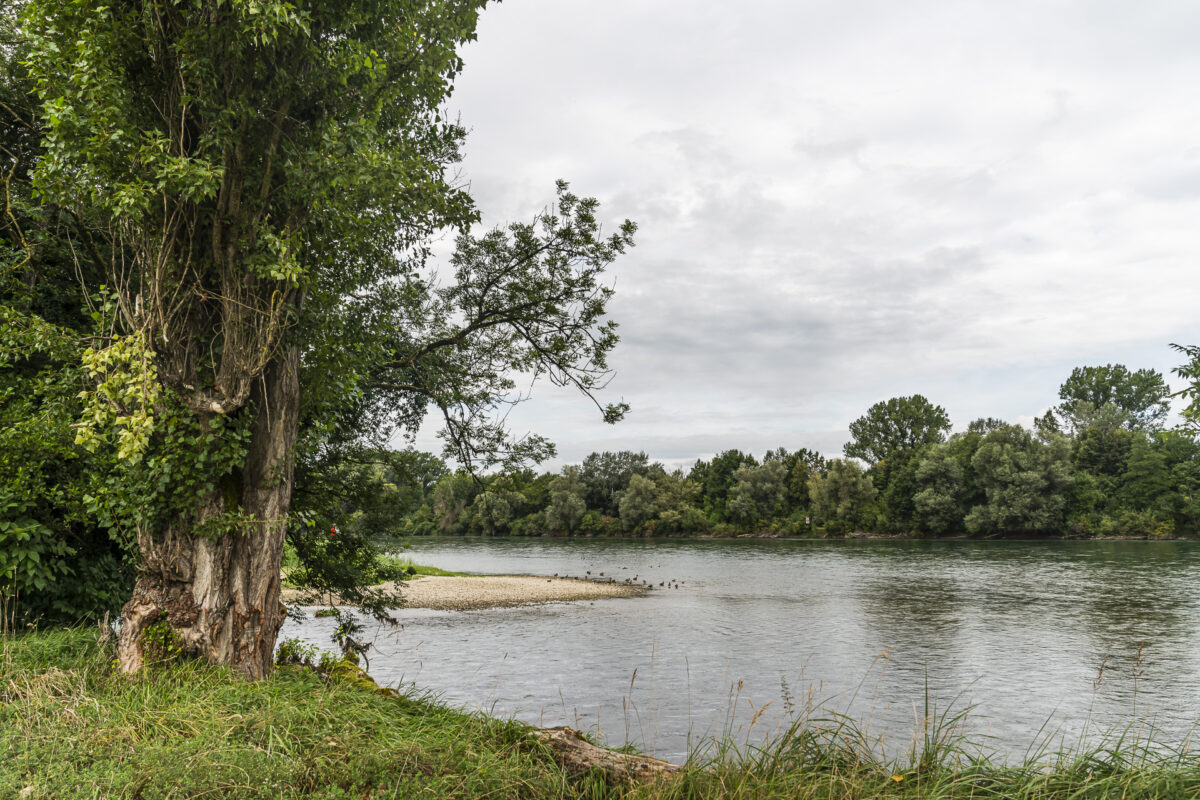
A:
1054,364,1170,433
615,469,700,535
432,473,480,535
762,447,825,512
467,489,515,536
689,449,757,520
878,449,929,534
578,451,652,516
912,449,967,535
844,395,951,468
807,459,876,534
386,450,451,509
544,468,587,534
967,417,1008,435
22,0,634,675
1116,437,1172,514
1,15,133,626
649,470,705,535
618,473,660,534
726,460,787,528
1173,344,1200,436
1071,423,1134,481
965,426,1073,536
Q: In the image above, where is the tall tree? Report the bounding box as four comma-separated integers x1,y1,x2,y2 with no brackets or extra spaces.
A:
1053,364,1170,433
576,451,652,517
689,449,757,520
807,459,876,534
726,460,787,528
23,0,633,676
912,449,967,536
762,446,825,512
843,395,951,467
965,426,1073,536
543,468,587,534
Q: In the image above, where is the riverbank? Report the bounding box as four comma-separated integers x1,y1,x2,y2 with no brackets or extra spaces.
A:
282,574,647,610
6,628,1200,799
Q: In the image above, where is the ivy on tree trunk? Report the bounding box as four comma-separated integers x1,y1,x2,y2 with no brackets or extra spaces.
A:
20,0,634,676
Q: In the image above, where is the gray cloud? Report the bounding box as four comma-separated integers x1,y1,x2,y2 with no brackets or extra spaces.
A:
415,0,1200,470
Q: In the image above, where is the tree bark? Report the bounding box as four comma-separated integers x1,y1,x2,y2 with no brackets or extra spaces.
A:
117,347,300,679
531,727,685,783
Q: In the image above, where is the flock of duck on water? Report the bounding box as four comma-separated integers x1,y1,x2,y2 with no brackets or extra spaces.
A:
550,570,684,590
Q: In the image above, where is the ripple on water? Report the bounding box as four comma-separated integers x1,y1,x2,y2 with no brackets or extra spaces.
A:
279,537,1200,763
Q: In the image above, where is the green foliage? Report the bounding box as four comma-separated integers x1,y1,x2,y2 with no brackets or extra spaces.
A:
619,473,660,534
74,330,161,461
1055,364,1171,433
965,426,1074,536
140,612,187,666
579,450,653,516
689,449,758,521
544,468,587,534
467,488,516,536
0,495,73,630
808,459,877,534
844,395,952,470
1172,344,1200,436
764,447,826,512
726,460,788,528
0,30,136,625
431,472,480,534
17,627,1200,799
877,451,927,534
369,183,637,473
912,450,967,536
1072,424,1135,478
286,514,407,617
81,395,253,542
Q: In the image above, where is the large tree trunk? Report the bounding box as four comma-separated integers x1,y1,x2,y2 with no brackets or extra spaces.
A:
117,348,300,679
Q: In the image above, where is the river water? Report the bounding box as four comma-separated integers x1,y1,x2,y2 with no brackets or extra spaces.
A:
279,537,1200,763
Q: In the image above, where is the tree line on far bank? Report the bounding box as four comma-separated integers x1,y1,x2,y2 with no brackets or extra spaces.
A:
347,362,1200,541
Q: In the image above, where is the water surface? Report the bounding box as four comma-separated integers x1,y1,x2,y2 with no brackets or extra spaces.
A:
280,537,1200,762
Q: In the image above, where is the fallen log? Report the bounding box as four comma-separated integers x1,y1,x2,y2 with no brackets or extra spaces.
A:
531,726,685,783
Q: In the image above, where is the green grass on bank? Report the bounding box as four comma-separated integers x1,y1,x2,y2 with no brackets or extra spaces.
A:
375,553,470,578
281,550,468,590
6,628,1200,799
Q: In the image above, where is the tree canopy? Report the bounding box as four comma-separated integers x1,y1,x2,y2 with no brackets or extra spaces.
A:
1053,364,1170,433
9,0,636,676
843,395,951,466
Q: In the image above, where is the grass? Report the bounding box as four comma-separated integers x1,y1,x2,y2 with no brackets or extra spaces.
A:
280,550,468,590
6,628,1200,799
375,553,470,579
1,628,597,800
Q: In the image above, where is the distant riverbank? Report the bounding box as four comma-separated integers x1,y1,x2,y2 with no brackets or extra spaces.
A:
398,529,1196,541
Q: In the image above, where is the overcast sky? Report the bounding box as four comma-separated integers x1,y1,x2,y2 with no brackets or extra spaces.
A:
411,0,1200,471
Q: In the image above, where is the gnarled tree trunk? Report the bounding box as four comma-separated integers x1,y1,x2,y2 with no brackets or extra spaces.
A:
117,348,300,679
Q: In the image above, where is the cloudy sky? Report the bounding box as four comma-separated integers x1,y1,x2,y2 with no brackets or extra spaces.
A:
414,0,1200,470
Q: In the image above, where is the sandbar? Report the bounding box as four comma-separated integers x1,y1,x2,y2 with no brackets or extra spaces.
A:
282,574,646,611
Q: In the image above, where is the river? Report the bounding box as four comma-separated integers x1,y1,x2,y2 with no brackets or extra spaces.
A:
279,537,1200,763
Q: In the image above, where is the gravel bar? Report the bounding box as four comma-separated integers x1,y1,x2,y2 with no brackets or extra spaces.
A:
282,575,646,611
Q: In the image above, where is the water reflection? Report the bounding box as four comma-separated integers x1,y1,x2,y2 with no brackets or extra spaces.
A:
280,537,1200,763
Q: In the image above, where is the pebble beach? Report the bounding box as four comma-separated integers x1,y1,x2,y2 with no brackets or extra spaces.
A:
282,574,646,611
